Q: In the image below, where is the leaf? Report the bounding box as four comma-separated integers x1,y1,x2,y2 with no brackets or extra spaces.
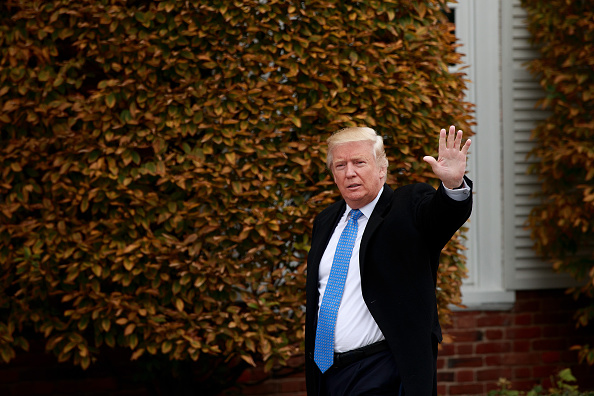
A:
161,341,172,354
101,319,111,332
175,298,184,312
240,354,256,367
80,197,89,212
124,323,136,336
224,152,236,165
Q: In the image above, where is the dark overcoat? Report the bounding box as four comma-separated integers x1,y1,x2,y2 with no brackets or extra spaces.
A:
305,177,473,395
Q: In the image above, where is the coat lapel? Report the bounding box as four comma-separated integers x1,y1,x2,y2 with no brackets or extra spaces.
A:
310,202,345,267
359,184,393,275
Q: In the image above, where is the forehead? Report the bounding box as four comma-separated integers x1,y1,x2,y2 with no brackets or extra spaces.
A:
331,140,375,160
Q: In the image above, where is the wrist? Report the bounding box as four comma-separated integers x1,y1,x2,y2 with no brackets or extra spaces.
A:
445,179,465,190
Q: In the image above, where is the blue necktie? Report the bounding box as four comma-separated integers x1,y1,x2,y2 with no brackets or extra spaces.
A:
314,209,363,373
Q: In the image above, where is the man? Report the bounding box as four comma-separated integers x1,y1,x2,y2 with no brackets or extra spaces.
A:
305,126,472,395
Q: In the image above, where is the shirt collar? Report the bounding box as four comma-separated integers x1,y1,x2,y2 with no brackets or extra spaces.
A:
345,186,384,220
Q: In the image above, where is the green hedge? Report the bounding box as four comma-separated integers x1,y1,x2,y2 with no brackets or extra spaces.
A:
0,0,472,384
521,0,594,365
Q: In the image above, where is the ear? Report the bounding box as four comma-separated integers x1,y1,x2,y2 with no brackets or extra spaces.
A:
378,165,387,180
330,167,337,183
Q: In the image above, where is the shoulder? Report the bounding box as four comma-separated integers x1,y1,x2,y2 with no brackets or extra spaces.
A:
313,199,345,223
390,182,437,202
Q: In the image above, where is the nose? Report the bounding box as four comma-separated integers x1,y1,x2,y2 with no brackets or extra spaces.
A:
345,163,356,177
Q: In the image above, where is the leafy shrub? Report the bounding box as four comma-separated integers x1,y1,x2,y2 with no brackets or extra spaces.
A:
521,0,594,365
0,0,472,390
489,369,594,396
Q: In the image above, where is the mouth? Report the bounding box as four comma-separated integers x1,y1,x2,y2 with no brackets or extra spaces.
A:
347,183,361,189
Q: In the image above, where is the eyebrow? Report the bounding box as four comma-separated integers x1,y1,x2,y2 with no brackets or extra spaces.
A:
334,155,368,163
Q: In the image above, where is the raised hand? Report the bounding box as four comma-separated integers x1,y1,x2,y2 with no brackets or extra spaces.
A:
422,125,471,189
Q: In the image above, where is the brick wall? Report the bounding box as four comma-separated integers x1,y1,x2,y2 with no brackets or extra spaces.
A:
438,290,594,395
235,289,594,396
1,289,593,396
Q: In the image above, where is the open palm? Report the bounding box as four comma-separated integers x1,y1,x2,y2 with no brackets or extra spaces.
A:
423,125,471,189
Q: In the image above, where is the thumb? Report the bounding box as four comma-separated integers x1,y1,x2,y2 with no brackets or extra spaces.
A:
423,156,437,167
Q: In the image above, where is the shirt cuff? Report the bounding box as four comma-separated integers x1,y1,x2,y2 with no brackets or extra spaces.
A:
443,180,471,201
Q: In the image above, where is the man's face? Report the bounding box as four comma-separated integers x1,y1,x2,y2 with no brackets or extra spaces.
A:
330,140,385,209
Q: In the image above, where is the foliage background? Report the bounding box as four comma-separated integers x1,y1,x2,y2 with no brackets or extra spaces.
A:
0,0,472,391
522,0,594,365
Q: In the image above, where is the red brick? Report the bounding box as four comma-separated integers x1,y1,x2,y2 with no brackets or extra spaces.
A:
449,330,483,342
0,368,20,384
509,380,540,392
513,366,532,379
447,357,483,368
542,325,565,337
570,365,594,388
533,365,557,379
279,377,306,393
439,343,455,356
476,342,511,354
514,299,540,312
238,367,269,383
541,351,562,364
506,327,541,340
9,381,55,395
456,314,477,329
532,338,566,351
449,383,485,395
514,313,533,326
513,340,530,352
517,290,541,300
287,355,305,368
242,382,278,395
437,371,455,382
476,314,511,327
437,384,447,395
537,296,571,311
485,382,502,393
533,311,572,325
456,343,474,355
485,329,504,340
477,368,513,381
485,355,503,366
502,352,541,366
561,349,580,362
436,358,445,370
456,370,475,382
57,378,118,394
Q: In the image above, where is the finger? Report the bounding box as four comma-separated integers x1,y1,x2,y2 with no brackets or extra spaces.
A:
439,128,447,154
447,125,456,148
454,129,463,150
423,156,438,170
461,138,471,156
423,155,436,165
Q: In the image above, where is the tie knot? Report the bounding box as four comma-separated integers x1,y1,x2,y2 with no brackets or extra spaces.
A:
349,209,363,222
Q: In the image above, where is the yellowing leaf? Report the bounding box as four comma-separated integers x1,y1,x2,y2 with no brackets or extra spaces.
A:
175,298,184,312
240,354,256,367
105,93,116,108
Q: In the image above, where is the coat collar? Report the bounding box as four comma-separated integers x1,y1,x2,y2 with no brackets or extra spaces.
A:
359,184,393,275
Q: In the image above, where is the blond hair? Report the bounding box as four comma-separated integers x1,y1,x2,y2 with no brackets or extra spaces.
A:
326,127,388,179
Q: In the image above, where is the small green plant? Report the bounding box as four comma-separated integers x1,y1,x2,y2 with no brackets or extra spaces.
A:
488,369,594,396
490,378,521,396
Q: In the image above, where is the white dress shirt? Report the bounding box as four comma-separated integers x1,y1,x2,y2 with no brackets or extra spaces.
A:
317,181,470,353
